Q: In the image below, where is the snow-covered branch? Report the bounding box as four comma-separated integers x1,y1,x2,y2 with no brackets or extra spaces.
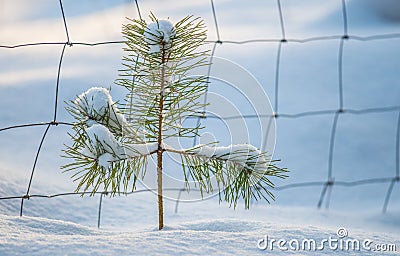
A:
163,144,269,174
80,123,269,174
79,123,157,169
188,144,268,173
73,87,127,134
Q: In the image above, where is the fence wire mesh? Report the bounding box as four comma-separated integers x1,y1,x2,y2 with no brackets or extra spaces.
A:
0,0,399,228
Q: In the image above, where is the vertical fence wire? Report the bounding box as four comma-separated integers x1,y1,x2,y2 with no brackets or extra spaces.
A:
53,43,68,122
382,111,400,213
20,124,52,216
276,0,286,40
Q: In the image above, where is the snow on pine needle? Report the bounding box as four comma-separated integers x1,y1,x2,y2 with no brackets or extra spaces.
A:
144,19,176,54
182,144,286,208
82,124,123,162
70,87,128,136
191,144,269,173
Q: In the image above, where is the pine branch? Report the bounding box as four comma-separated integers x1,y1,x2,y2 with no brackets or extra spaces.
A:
169,144,288,208
61,122,156,195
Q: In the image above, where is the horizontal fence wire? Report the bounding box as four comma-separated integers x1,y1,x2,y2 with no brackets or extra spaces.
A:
3,33,400,49
0,0,399,227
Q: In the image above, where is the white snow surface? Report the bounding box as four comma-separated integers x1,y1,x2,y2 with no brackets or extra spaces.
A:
1,1,400,255
144,20,176,53
0,197,399,256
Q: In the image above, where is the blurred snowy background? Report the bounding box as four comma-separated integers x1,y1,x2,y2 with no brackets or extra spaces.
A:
0,1,400,254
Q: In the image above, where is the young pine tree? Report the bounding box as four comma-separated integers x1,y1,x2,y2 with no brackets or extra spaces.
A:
62,14,287,230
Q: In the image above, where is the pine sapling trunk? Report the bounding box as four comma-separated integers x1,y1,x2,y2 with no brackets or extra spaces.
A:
157,139,163,230
157,45,166,230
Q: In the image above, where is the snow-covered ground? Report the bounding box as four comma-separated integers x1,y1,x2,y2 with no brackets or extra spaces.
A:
1,0,400,255
0,175,399,255
1,194,399,255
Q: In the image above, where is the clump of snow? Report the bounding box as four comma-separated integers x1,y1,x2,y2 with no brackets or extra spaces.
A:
98,153,115,169
75,87,111,117
192,144,268,172
81,124,124,168
191,144,215,158
144,20,176,53
86,124,122,153
74,87,127,131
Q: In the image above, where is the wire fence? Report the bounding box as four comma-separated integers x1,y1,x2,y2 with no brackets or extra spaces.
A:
0,0,399,228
